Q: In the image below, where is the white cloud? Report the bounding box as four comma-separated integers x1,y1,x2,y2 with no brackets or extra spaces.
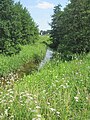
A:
36,1,54,9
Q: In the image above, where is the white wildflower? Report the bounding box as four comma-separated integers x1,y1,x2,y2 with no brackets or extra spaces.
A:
43,90,46,93
36,106,41,109
49,108,56,112
5,109,8,116
29,96,33,100
35,101,38,104
86,97,88,100
56,111,60,115
37,114,41,118
74,96,79,102
9,99,13,103
47,102,50,105
31,110,36,113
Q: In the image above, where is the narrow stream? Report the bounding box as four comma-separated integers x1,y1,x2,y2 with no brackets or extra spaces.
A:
0,48,53,87
38,48,53,70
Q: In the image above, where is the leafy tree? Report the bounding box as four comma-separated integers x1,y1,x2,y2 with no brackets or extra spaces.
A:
63,0,90,54
0,0,15,54
50,4,63,48
0,0,39,55
14,3,39,45
50,0,90,58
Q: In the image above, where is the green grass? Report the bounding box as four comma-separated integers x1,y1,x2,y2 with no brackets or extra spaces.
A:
0,52,90,120
0,36,49,76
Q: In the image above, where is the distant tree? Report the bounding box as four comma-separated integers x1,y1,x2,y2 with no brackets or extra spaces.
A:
40,30,51,35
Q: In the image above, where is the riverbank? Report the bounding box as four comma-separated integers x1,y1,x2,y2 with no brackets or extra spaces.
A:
0,36,49,82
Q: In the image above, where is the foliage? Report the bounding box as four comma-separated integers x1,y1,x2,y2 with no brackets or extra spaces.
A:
0,0,39,55
50,0,90,58
0,53,90,119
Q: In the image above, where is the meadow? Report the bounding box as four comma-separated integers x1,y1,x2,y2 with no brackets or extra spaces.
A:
0,50,90,120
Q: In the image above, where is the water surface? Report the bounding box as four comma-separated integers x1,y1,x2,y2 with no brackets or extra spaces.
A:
38,48,53,70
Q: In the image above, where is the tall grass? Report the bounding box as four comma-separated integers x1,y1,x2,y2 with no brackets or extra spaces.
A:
0,36,48,76
0,53,90,120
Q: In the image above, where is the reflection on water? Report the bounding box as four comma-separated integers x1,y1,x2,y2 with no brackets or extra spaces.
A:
38,48,53,70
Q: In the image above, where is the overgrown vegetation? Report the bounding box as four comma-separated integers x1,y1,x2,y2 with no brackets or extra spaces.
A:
50,0,90,58
0,0,39,55
0,36,48,77
0,53,90,119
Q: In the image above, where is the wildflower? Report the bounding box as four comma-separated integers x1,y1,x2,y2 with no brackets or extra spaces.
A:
34,94,37,97
52,83,56,87
21,103,24,106
36,106,41,109
56,111,60,115
7,81,11,84
60,84,66,88
43,90,46,93
37,114,41,118
9,115,14,119
29,96,33,100
31,110,36,113
26,93,30,96
55,80,59,83
9,95,14,98
76,72,78,75
49,108,56,112
35,101,38,104
28,108,32,111
5,109,8,116
86,97,88,100
9,99,13,103
9,91,14,94
74,96,79,102
0,113,3,119
77,90,80,95
7,89,13,92
65,83,69,88
47,102,50,105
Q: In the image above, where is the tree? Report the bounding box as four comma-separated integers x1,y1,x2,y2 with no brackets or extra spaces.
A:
50,0,90,58
0,0,14,54
50,4,63,48
0,0,39,55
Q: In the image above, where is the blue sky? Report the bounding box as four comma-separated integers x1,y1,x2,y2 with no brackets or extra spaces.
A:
14,0,69,30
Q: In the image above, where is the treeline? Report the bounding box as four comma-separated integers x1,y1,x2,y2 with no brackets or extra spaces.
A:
40,30,51,35
0,0,39,55
50,0,90,59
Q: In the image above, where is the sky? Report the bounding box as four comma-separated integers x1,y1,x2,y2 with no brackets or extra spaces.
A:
14,0,69,30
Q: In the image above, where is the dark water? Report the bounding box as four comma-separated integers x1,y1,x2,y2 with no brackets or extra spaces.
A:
38,48,53,70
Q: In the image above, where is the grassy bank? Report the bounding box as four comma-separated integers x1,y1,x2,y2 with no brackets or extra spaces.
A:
0,36,49,77
0,53,90,119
